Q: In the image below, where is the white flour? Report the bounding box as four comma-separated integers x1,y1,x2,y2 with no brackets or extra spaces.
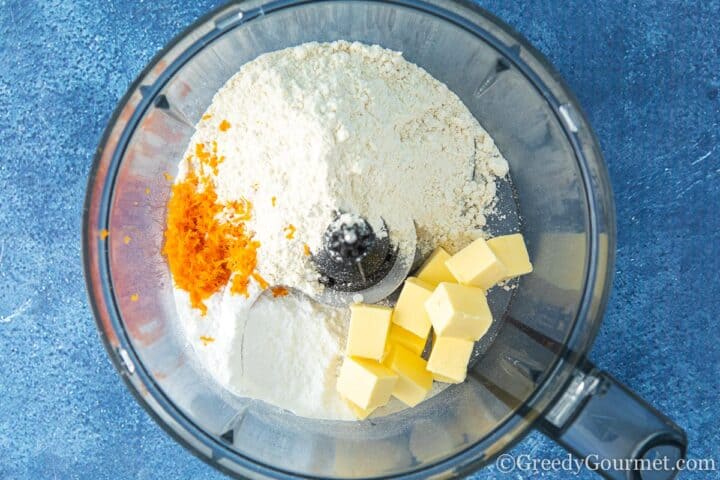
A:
173,41,509,420
176,285,355,420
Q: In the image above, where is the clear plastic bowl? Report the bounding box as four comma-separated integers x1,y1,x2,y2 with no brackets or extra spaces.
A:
84,1,682,479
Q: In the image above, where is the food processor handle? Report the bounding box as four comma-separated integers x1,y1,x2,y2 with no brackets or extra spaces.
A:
540,361,687,480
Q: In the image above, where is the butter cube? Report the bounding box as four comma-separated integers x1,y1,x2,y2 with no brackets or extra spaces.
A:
388,324,427,356
425,283,491,340
431,372,459,383
416,247,457,285
445,237,507,289
336,357,398,409
429,332,463,383
392,277,434,338
426,336,474,383
346,304,392,360
487,233,533,280
343,397,375,420
384,345,433,407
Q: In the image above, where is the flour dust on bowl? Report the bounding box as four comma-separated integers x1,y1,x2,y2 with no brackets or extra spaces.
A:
83,1,687,479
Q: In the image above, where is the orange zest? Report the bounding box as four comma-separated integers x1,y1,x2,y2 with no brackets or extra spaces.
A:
252,272,269,290
123,235,131,245
227,197,253,221
130,293,139,302
199,335,215,346
195,142,225,176
201,113,212,120
162,143,262,315
271,286,289,297
163,172,173,182
284,224,296,239
303,244,311,256
99,229,109,240
271,196,277,207
219,119,231,132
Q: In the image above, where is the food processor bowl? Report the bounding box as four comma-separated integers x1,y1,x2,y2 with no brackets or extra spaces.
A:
83,1,686,478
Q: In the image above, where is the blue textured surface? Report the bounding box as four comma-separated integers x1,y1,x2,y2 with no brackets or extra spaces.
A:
0,0,718,479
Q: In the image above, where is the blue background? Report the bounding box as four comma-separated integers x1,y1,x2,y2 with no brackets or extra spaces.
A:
0,0,718,478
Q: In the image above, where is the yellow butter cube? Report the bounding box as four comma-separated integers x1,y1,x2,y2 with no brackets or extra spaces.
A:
426,336,474,383
429,331,463,383
336,357,398,409
346,304,392,360
445,237,507,289
388,324,427,356
392,277,434,338
416,247,457,285
431,372,459,383
384,345,433,407
425,282,491,340
487,233,533,280
343,397,375,420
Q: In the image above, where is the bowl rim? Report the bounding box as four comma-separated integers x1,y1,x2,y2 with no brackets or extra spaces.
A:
82,0,616,478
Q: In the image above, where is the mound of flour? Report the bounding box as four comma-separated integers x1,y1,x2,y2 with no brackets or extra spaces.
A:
183,40,508,296
174,41,509,420
176,285,355,420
